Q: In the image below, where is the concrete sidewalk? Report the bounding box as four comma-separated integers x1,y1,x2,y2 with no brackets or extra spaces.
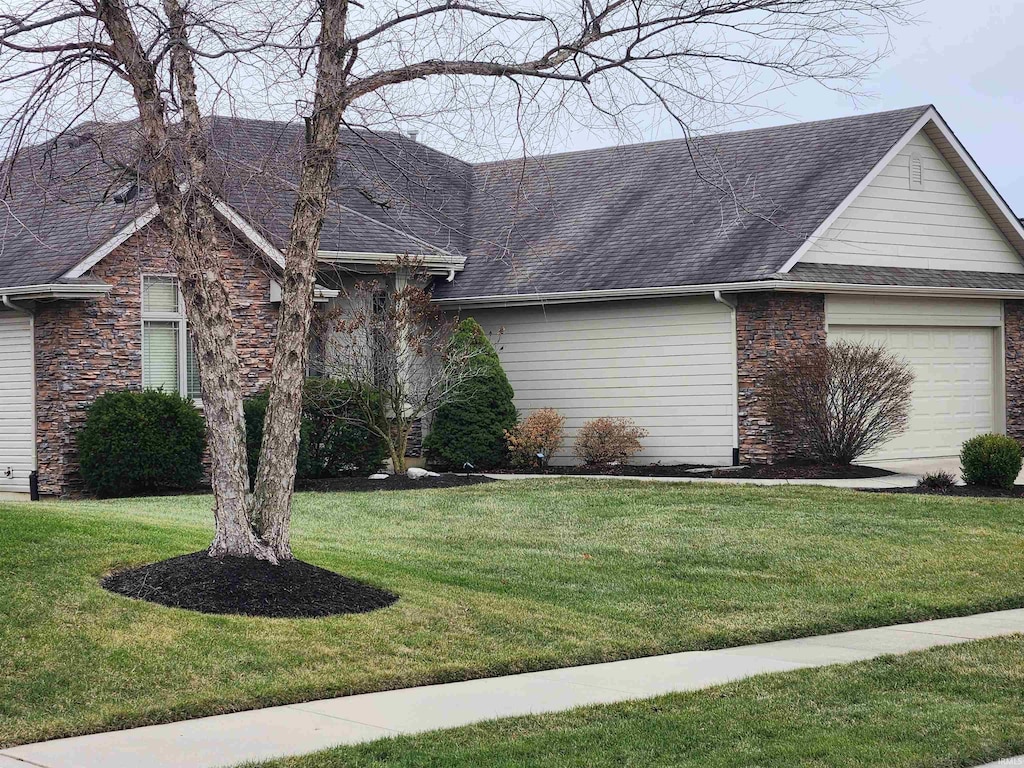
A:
4,608,1023,768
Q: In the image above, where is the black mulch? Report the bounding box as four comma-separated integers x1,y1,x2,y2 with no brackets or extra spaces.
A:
488,462,894,480
296,473,495,493
102,551,399,618
867,484,1024,498
496,463,706,477
693,462,896,480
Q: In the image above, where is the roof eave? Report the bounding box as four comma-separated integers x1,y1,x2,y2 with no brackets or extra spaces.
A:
433,279,1024,307
0,282,113,300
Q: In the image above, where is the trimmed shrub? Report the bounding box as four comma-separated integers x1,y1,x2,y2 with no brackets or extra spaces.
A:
960,433,1022,490
917,470,957,492
505,408,566,469
245,378,388,484
79,389,206,497
575,417,649,465
424,319,517,470
765,340,914,465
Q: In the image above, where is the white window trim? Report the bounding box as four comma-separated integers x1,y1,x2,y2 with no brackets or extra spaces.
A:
141,273,202,405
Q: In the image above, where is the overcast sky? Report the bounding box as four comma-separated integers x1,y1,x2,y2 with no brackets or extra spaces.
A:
557,0,1024,215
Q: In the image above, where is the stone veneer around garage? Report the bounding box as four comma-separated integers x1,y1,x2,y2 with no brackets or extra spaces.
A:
736,291,827,465
33,222,279,496
1004,300,1024,445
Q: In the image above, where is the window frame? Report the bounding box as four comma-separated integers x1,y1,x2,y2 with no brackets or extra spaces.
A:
141,273,202,405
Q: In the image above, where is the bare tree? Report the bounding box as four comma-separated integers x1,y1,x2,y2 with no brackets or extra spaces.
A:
765,340,915,465
0,0,912,561
320,272,481,472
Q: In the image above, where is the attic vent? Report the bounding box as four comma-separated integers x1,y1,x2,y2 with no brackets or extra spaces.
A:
111,182,139,204
908,153,924,190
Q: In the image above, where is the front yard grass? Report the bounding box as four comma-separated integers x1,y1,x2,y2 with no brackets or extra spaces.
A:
249,636,1024,768
2,480,1023,746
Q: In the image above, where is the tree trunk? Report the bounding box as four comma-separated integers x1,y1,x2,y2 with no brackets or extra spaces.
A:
99,0,271,560
253,0,351,560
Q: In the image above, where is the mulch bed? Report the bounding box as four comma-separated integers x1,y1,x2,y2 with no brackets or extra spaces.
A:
102,551,399,618
296,473,495,493
489,462,895,480
868,484,1024,498
693,463,896,480
499,463,706,477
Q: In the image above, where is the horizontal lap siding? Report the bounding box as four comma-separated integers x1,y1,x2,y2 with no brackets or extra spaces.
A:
826,295,1002,327
802,131,1024,273
468,297,734,465
0,313,34,493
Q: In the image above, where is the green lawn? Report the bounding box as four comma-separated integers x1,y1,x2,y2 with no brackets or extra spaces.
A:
2,480,1023,747
248,636,1024,768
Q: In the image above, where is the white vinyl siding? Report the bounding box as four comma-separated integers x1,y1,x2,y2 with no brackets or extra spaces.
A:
827,295,1001,462
469,296,735,465
142,275,201,400
0,312,35,493
802,130,1024,273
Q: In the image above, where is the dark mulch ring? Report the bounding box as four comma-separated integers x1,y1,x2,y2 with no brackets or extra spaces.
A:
102,551,399,618
869,484,1024,498
296,473,495,493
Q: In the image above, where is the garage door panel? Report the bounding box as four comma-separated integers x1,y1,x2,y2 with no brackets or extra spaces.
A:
830,324,996,461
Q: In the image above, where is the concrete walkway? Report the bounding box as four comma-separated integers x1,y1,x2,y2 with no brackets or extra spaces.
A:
4,608,1023,768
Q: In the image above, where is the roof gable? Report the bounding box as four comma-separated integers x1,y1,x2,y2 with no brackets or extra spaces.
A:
781,108,1024,275
433,106,933,300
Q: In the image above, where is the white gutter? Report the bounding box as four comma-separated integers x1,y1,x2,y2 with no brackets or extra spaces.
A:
0,283,112,300
434,279,1024,307
319,250,466,274
712,290,740,465
2,295,34,315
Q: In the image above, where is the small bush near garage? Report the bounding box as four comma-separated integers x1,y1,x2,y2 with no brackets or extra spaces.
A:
506,408,566,469
245,378,387,483
424,318,517,470
960,434,1022,490
79,390,206,497
765,340,914,465
575,417,649,465
917,470,958,492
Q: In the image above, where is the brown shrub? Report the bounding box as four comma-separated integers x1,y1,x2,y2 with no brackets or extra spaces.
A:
765,339,914,465
574,417,649,465
505,408,566,468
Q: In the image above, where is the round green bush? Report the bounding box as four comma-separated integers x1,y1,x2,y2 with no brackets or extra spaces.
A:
245,378,388,483
960,433,1022,490
424,318,517,470
78,389,206,497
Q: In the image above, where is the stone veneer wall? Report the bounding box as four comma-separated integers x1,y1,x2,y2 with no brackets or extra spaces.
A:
1005,300,1024,444
736,292,827,464
34,222,279,496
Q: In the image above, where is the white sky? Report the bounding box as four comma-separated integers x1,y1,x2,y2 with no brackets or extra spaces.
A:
558,0,1024,214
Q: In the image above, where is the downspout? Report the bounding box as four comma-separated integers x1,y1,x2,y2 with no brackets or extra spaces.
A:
2,295,39,500
713,290,740,466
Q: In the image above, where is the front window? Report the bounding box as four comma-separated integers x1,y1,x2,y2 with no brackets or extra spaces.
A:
142,275,201,401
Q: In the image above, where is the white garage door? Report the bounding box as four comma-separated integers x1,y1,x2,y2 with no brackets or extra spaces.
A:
0,312,35,494
829,325,995,461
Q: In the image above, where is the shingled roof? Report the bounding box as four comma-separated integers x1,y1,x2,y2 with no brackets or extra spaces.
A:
0,106,940,294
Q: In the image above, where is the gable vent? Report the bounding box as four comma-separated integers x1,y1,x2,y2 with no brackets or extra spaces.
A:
909,153,924,190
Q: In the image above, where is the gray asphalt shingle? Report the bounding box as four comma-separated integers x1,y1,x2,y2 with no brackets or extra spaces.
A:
0,107,933,294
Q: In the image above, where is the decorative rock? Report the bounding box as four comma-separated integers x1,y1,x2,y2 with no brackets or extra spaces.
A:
406,467,440,479
368,473,389,480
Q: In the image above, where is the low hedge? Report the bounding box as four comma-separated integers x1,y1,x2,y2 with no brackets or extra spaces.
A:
960,433,1022,490
245,378,387,483
79,389,206,497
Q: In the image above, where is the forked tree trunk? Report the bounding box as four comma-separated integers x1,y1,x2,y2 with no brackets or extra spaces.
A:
253,0,351,560
99,0,272,560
